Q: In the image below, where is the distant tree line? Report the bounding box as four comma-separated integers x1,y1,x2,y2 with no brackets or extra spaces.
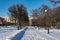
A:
31,4,60,29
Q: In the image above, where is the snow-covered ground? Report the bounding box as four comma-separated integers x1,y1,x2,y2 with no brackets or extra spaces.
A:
0,26,28,40
21,27,60,40
0,26,60,40
0,26,18,40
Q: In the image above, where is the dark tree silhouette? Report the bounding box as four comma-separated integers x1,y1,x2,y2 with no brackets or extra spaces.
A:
8,4,29,29
52,6,60,29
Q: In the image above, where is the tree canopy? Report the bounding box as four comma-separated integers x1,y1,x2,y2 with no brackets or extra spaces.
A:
8,4,29,29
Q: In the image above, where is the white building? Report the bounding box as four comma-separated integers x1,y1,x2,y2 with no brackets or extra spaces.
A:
2,16,15,23
0,16,37,25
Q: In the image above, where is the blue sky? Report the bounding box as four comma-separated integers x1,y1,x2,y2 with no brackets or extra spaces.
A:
0,0,53,17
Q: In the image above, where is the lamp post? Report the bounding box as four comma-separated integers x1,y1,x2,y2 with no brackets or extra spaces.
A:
45,9,49,34
45,10,47,12
45,9,47,15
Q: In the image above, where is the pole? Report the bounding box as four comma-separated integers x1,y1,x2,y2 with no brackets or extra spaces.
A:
48,27,49,34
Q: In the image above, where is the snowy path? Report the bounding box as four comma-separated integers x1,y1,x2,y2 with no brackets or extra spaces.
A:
21,29,60,40
21,29,45,40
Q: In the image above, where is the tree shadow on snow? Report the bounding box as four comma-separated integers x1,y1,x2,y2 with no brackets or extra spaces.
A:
11,27,28,40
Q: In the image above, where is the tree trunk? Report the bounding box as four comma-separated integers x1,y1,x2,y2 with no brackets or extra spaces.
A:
18,20,21,30
45,22,49,30
15,19,16,25
18,25,20,30
56,22,59,29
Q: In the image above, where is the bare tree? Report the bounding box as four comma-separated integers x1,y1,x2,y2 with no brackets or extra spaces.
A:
31,9,41,18
31,4,52,29
8,4,29,29
48,0,60,6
